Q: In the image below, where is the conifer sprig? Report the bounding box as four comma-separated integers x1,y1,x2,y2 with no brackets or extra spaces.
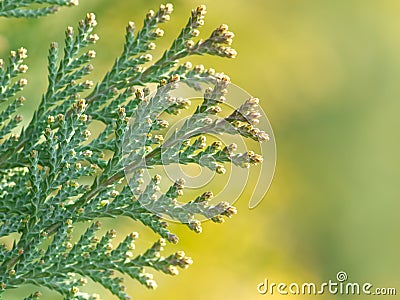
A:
0,0,79,18
0,3,271,299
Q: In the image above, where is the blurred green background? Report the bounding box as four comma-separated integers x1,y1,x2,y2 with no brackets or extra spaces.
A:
1,0,399,299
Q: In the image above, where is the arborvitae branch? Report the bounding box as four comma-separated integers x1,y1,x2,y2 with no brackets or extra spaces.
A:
0,3,271,299
0,0,79,18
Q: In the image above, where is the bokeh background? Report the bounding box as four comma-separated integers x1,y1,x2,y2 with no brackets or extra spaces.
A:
1,0,399,299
